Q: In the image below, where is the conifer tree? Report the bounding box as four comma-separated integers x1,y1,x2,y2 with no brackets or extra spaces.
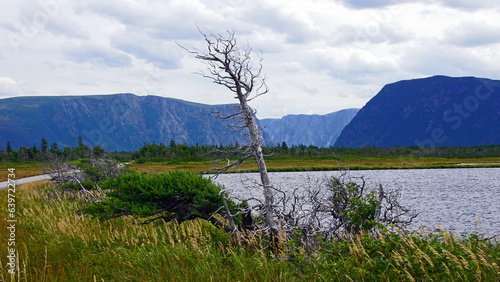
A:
41,137,49,152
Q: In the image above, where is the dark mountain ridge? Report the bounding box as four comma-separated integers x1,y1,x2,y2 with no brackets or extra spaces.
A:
0,94,356,151
335,76,500,147
5,75,497,151
0,94,249,151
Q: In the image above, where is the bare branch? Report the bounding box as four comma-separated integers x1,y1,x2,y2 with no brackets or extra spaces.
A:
221,187,238,234
204,153,255,177
72,175,100,203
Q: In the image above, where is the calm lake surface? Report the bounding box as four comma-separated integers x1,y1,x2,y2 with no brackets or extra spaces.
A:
214,168,500,236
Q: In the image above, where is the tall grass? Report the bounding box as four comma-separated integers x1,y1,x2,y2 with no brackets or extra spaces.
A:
1,181,499,281
0,182,291,281
0,163,42,181
130,157,500,175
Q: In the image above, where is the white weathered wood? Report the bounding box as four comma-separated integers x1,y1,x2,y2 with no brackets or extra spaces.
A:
182,28,279,234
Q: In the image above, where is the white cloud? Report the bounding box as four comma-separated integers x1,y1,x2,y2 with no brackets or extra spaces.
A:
110,29,183,69
281,62,303,72
304,47,399,84
61,42,132,68
329,23,413,46
1,0,500,117
0,77,25,97
44,15,89,40
400,41,498,78
338,0,499,10
78,0,217,40
240,1,322,44
444,20,500,47
338,0,407,9
438,0,500,11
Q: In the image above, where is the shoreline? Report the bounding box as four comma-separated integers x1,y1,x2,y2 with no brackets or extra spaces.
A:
131,158,500,175
2,160,500,187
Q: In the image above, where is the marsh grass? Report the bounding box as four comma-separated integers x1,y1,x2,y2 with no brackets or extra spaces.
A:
0,163,43,182
130,157,500,175
1,156,498,182
1,181,499,281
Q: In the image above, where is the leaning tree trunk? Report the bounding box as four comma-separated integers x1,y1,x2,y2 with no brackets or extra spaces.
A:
238,96,278,234
182,28,280,235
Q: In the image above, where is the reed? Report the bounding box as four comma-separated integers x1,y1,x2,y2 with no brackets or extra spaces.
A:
1,181,499,281
129,157,500,175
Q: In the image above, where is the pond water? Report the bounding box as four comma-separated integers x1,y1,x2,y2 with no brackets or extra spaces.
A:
213,168,500,236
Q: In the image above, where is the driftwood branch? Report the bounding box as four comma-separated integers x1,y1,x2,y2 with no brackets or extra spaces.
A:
72,176,100,203
221,187,238,234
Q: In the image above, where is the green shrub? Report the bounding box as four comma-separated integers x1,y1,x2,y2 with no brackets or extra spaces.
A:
84,171,237,224
326,176,379,233
59,181,94,191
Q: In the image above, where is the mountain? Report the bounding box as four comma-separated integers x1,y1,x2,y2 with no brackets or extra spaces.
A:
0,94,355,151
261,109,359,147
0,94,255,151
335,76,500,147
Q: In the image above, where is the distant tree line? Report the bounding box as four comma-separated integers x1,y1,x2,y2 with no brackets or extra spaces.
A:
0,136,105,163
264,143,500,160
131,139,242,164
130,142,500,163
2,138,500,164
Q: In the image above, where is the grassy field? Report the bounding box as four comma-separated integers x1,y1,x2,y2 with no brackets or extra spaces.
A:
0,163,43,182
1,156,499,182
1,181,499,281
130,156,500,174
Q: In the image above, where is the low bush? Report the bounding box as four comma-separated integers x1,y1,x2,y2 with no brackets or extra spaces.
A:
84,171,239,224
58,181,94,191
326,176,379,232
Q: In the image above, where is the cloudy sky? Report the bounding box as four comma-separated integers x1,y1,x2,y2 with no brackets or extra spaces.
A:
1,0,499,118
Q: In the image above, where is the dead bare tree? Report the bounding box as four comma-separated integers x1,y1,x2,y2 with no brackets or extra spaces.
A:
181,28,279,235
282,171,418,244
42,152,127,203
222,168,417,253
181,29,418,252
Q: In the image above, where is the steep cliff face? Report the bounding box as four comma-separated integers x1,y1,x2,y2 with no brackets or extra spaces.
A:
1,93,356,151
261,109,359,147
335,76,500,147
4,76,499,151
0,94,251,151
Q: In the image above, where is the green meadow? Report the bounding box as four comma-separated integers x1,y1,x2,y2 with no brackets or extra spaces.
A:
1,181,499,281
1,145,500,280
129,156,500,175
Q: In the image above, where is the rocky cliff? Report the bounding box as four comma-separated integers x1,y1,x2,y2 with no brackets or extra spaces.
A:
0,94,251,151
0,94,356,151
261,109,359,147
